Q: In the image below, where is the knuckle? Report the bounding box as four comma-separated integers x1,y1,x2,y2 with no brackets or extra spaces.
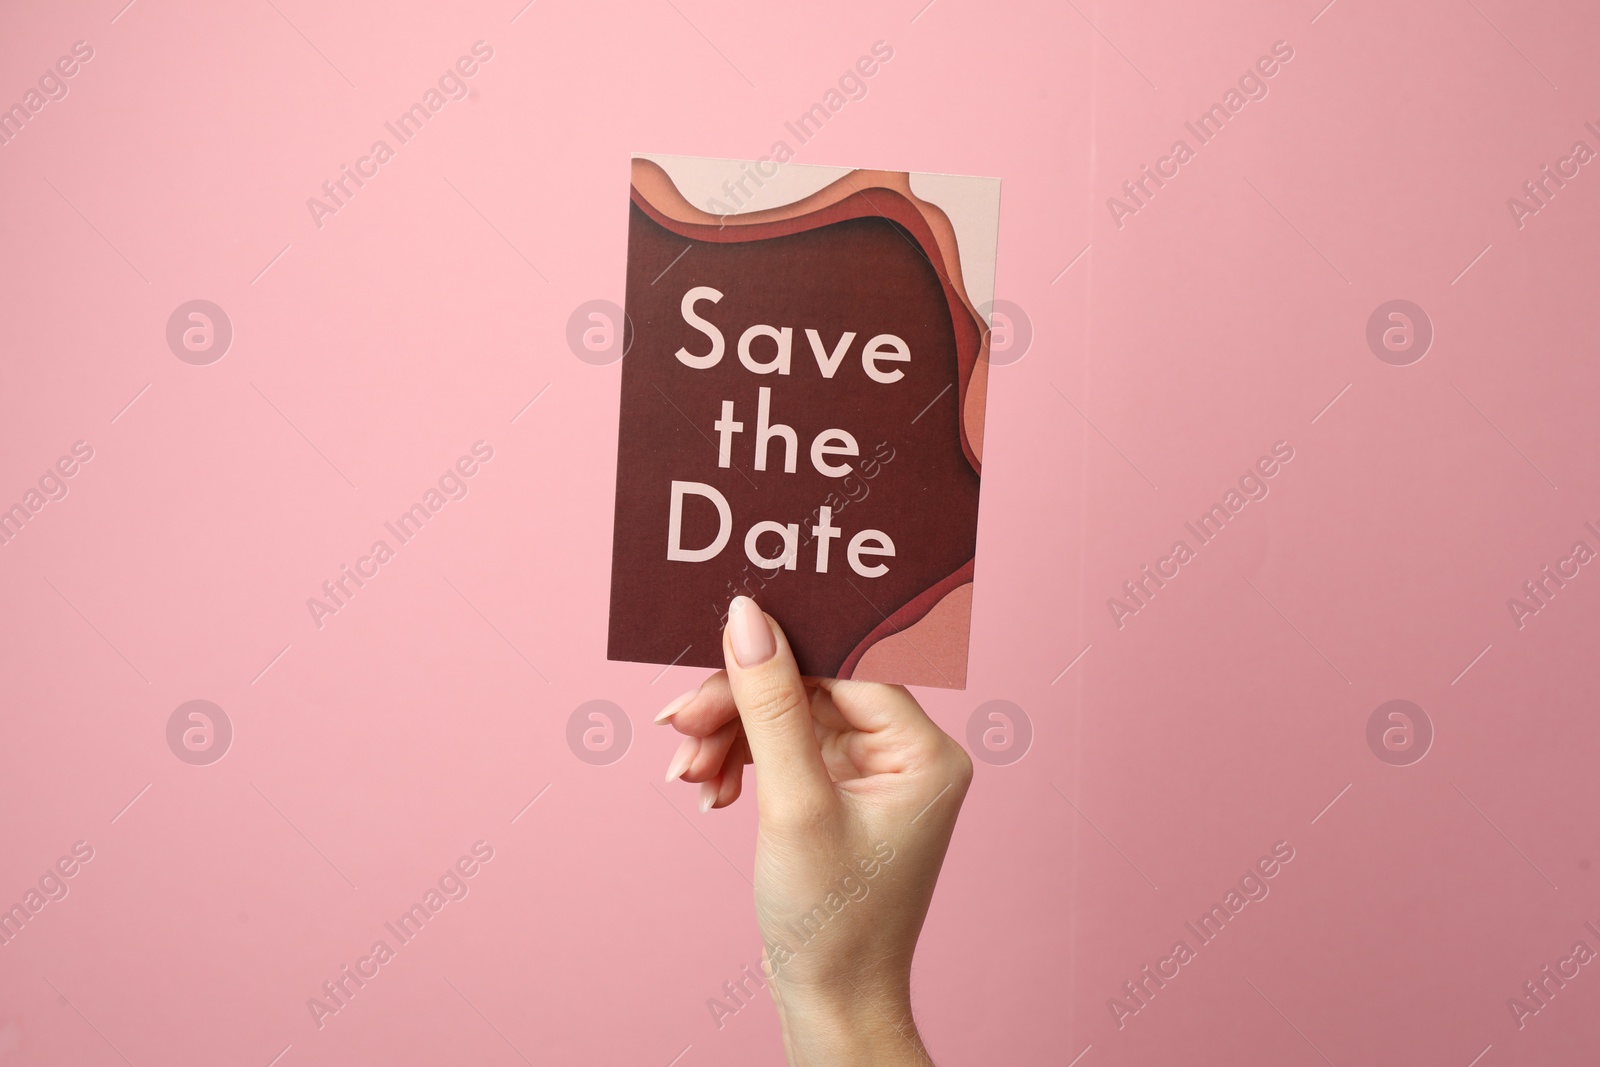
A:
742,678,808,727
955,745,975,785
941,737,975,785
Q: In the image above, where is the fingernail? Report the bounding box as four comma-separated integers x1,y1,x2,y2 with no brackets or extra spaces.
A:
699,781,718,813
665,736,697,783
655,689,696,724
728,596,776,668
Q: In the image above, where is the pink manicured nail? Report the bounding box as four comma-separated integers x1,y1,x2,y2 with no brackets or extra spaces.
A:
728,596,775,668
699,781,718,813
665,736,697,783
654,689,696,724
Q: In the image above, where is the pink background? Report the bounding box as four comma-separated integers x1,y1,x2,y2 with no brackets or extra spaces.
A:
2,0,1598,1064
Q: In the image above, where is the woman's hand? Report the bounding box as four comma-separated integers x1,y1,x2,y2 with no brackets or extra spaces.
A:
658,595,972,1066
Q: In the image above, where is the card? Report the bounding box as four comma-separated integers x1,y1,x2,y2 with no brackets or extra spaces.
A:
607,153,1001,688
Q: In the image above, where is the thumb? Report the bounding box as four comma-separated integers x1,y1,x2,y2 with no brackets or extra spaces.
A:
722,596,836,821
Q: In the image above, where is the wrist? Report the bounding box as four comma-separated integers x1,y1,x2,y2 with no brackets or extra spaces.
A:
774,985,930,1066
